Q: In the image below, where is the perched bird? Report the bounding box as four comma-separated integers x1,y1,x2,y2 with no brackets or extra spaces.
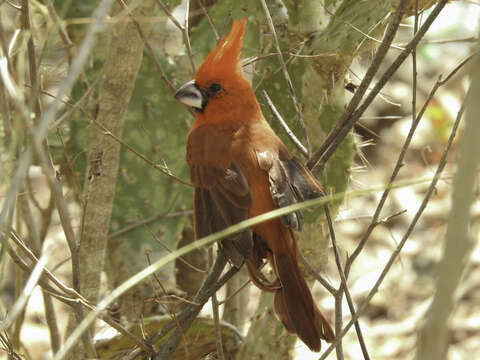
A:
174,18,334,352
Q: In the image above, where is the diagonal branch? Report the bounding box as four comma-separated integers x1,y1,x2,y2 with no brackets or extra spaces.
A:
151,250,232,359
262,90,308,157
260,0,311,156
325,205,370,360
156,0,196,74
307,0,448,172
344,51,478,279
319,67,471,360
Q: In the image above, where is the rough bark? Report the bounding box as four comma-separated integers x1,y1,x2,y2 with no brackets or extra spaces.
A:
66,2,154,358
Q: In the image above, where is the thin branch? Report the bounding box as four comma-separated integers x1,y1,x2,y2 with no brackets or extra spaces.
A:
92,118,192,186
120,0,176,93
242,52,284,67
21,0,40,119
260,0,311,156
44,0,74,52
318,1,404,53
108,209,193,239
319,66,470,360
18,191,61,353
299,253,336,295
218,278,250,306
144,221,207,274
152,250,230,359
183,0,195,74
34,85,191,187
7,228,154,354
409,36,478,46
334,294,344,360
345,67,402,108
49,75,101,128
412,0,419,145
155,0,195,75
4,0,20,10
0,331,22,360
145,252,188,357
9,229,79,298
307,0,411,171
210,249,225,360
262,90,308,157
374,209,407,226
0,245,47,332
48,169,453,360
354,14,405,53
12,222,26,352
344,52,478,279
308,0,448,172
325,205,369,360
197,0,219,41
0,0,115,271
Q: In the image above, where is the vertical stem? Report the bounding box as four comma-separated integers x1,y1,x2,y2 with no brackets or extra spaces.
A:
210,249,225,360
334,293,344,359
411,0,419,126
21,0,40,118
416,51,480,360
153,251,229,359
18,190,61,352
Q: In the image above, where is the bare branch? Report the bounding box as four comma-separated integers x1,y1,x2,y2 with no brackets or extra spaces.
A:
0,244,48,332
299,253,336,295
108,209,194,239
93,118,192,186
120,0,196,117
325,205,370,360
156,0,196,74
260,0,311,156
307,0,412,171
262,90,308,157
6,230,154,355
209,249,225,360
344,51,477,279
197,0,219,41
152,250,231,359
320,65,470,360
307,0,448,173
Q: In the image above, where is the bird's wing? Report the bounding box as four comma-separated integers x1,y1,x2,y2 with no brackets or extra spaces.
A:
187,124,253,267
256,146,324,232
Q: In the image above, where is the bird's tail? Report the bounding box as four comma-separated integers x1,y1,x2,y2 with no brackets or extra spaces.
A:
273,249,334,352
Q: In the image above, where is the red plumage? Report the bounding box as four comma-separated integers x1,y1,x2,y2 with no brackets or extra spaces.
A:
175,19,334,352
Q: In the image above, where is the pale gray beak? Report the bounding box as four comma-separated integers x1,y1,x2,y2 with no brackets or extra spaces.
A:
174,80,204,109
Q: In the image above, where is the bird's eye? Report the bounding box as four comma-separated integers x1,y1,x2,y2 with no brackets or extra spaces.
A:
209,83,222,93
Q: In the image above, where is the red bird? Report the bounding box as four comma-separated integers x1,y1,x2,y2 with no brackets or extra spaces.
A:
174,19,334,351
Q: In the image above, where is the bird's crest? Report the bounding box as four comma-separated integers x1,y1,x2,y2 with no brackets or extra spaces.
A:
195,18,246,86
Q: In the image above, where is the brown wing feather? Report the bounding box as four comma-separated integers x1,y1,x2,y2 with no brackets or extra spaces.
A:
188,125,253,267
257,147,324,232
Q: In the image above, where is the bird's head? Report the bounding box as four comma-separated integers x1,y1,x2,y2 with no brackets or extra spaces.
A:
174,19,260,124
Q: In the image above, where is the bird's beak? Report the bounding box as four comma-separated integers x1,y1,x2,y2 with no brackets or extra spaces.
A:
174,80,204,109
